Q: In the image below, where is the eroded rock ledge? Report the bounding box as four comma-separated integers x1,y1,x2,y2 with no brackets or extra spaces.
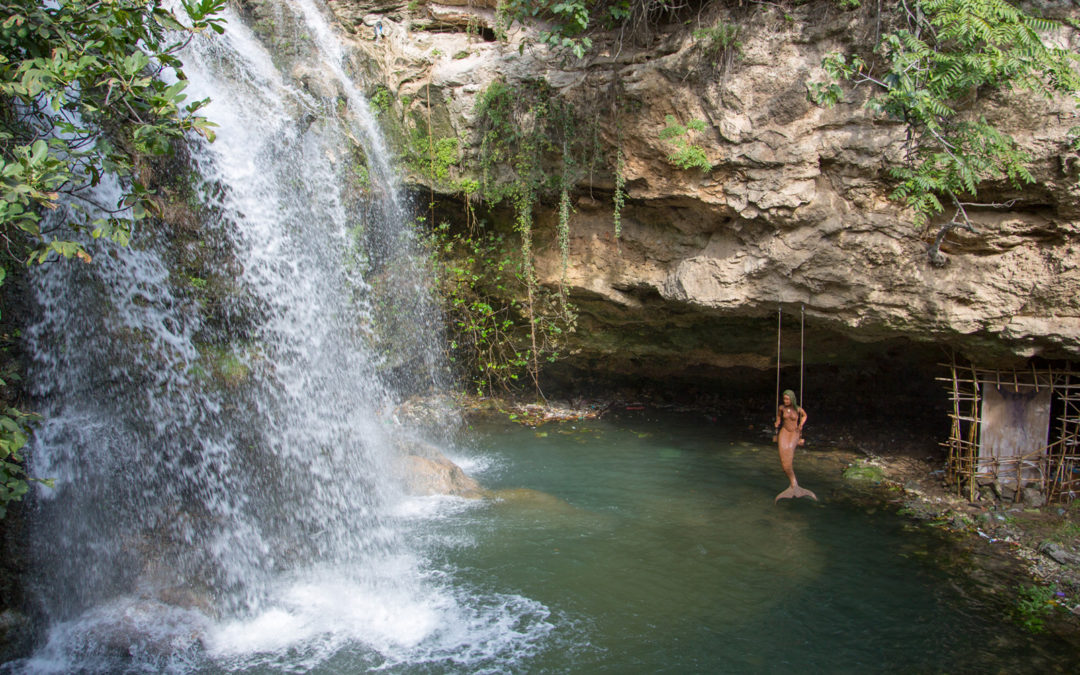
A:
322,0,1080,378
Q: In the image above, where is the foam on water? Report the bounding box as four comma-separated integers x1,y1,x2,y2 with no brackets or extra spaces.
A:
393,494,485,520
445,451,501,478
203,561,555,672
18,568,555,673
14,1,550,672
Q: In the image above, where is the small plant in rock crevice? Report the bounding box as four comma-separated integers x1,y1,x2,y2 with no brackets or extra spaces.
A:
693,20,742,80
659,115,712,174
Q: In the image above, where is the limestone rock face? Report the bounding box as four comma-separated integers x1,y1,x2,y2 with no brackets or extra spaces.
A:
328,0,1080,373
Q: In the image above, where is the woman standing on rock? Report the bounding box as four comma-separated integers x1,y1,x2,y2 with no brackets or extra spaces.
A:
774,389,817,502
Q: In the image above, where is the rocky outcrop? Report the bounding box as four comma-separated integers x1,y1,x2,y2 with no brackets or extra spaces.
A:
327,0,1080,378
400,453,488,498
395,438,487,498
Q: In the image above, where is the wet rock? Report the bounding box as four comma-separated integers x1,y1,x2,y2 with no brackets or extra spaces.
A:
394,394,461,431
64,598,209,660
508,400,604,425
1038,541,1080,566
398,450,487,499
842,462,885,484
0,610,33,662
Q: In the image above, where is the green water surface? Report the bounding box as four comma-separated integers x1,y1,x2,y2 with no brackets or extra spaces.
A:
413,411,1079,674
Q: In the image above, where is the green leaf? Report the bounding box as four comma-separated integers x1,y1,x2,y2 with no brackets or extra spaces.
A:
29,139,48,165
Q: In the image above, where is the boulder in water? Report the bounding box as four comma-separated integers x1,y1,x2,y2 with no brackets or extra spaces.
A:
59,598,209,661
399,453,487,499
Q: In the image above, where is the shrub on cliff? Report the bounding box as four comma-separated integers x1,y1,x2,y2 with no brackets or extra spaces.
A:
808,0,1080,265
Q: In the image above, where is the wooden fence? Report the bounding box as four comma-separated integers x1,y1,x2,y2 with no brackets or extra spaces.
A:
941,362,1080,503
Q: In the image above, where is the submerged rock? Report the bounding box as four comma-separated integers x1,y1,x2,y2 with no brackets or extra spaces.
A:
489,487,578,513
842,462,886,484
43,598,210,662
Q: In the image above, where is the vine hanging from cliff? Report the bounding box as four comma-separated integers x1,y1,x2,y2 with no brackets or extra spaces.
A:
808,0,1080,266
613,149,626,239
557,183,572,299
513,182,541,393
498,0,695,57
459,78,588,397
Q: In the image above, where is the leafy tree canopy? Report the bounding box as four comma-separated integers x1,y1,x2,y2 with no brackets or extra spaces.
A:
0,0,225,265
0,0,225,518
808,0,1080,265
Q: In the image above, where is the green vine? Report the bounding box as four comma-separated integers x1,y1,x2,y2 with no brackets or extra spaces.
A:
370,85,393,115
494,1,511,42
423,220,575,397
557,185,571,295
613,149,626,239
431,78,597,396
512,181,541,393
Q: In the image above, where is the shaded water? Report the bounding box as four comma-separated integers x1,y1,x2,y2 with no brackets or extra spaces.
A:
392,412,1079,674
20,409,1079,673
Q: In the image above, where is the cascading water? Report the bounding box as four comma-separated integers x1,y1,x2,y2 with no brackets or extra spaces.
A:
13,1,551,672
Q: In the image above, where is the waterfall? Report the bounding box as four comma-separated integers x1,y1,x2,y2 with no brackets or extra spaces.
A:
13,1,551,672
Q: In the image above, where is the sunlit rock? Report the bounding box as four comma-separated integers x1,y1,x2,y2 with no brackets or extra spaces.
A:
400,453,487,499
328,0,1080,371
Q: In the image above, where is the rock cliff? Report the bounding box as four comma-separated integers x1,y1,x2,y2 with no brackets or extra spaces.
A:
315,0,1080,388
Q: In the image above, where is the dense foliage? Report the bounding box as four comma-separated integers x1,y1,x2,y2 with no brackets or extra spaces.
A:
423,221,575,398
455,79,580,396
808,0,1080,264
0,0,225,516
500,0,691,56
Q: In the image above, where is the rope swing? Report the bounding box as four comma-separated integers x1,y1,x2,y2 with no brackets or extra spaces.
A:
773,303,817,502
774,305,806,411
800,303,805,413
775,306,782,419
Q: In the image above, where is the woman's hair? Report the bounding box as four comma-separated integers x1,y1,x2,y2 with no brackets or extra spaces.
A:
782,389,799,411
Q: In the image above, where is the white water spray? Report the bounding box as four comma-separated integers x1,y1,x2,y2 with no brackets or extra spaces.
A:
15,2,551,672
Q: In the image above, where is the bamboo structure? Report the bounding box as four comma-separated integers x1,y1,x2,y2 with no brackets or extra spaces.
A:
941,360,1080,503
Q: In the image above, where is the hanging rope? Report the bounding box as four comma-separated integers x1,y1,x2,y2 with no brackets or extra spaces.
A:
776,305,807,410
775,305,782,414
800,303,805,411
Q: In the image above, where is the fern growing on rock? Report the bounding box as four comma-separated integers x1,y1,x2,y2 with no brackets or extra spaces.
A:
659,116,712,174
808,0,1080,266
